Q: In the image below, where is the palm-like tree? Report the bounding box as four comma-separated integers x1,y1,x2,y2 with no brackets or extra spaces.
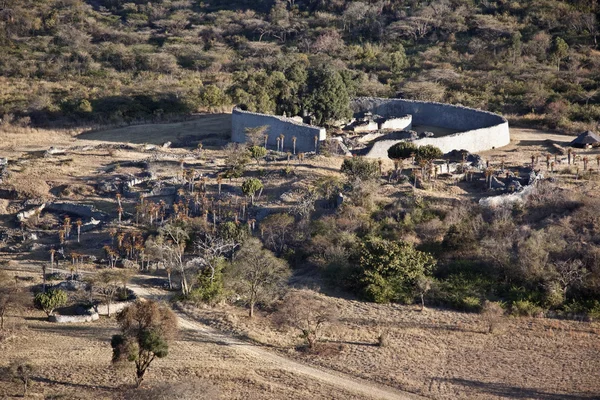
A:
76,219,82,243
279,134,285,151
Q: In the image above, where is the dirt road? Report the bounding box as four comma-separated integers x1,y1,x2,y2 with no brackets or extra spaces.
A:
130,282,423,400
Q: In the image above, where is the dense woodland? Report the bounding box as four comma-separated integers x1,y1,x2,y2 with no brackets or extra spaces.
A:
0,0,599,130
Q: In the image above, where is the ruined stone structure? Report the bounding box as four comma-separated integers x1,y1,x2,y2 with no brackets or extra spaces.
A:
352,98,510,158
231,107,326,153
231,98,510,158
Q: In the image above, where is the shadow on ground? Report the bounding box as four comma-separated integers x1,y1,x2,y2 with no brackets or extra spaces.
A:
436,377,599,400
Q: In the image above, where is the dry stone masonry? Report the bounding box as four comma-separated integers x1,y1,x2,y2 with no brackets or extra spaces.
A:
231,98,510,158
232,108,326,152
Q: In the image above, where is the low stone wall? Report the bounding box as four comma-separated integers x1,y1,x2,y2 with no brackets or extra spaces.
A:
379,115,412,131
231,108,326,153
95,300,135,316
352,98,510,158
49,311,99,323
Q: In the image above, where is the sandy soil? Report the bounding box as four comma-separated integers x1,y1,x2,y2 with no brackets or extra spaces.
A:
77,114,232,145
180,290,600,400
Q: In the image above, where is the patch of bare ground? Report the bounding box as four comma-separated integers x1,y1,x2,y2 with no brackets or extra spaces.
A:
0,304,369,399
179,289,600,400
77,114,232,145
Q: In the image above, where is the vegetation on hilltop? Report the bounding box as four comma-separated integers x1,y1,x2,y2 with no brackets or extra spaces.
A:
0,0,599,131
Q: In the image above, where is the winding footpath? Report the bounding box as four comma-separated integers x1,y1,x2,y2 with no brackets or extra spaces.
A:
9,263,422,400
130,281,423,400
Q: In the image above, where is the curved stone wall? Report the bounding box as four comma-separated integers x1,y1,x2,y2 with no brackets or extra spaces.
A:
232,108,326,153
352,98,510,158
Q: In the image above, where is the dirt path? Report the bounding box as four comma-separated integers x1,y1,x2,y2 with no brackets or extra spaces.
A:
129,282,422,400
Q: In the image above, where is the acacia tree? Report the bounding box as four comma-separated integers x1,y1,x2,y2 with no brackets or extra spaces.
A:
275,290,338,349
228,238,291,318
388,142,417,177
245,125,268,147
157,224,190,295
111,301,177,387
93,270,123,317
249,145,267,165
241,178,263,206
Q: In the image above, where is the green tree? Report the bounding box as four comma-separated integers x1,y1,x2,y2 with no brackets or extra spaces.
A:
34,289,67,317
241,178,263,205
228,238,291,317
359,237,436,303
551,36,569,71
304,66,352,126
111,301,177,387
200,85,229,109
92,269,125,317
340,157,380,181
388,141,417,160
414,145,443,164
249,145,267,165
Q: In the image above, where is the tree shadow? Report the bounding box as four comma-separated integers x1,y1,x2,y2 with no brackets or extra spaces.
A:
321,338,378,347
29,323,117,339
32,376,116,391
436,377,599,400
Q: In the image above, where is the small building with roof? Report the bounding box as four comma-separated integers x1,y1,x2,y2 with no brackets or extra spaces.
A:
569,130,600,148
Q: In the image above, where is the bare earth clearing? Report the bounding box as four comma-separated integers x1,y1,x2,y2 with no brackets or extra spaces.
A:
0,118,599,399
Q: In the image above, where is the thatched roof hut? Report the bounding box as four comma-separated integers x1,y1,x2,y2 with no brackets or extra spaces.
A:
569,130,600,148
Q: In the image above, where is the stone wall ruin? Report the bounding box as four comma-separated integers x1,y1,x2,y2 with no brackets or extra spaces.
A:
231,108,326,153
352,98,510,158
231,98,510,158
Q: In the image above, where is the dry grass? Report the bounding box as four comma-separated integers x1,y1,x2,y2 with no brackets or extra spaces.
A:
181,289,600,400
0,271,365,400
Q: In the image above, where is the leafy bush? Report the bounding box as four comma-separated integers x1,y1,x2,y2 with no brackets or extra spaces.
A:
510,300,544,317
189,266,225,306
414,145,443,164
359,237,436,303
388,142,417,160
461,296,482,313
34,289,67,316
340,157,380,182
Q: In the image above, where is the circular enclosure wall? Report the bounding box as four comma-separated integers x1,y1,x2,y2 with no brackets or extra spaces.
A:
352,98,510,158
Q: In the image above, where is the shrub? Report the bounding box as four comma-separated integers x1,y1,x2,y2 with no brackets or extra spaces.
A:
461,296,482,312
481,301,505,333
510,300,544,317
359,237,436,303
34,289,67,317
340,157,380,181
189,266,225,306
8,359,35,397
377,328,390,347
388,142,417,160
